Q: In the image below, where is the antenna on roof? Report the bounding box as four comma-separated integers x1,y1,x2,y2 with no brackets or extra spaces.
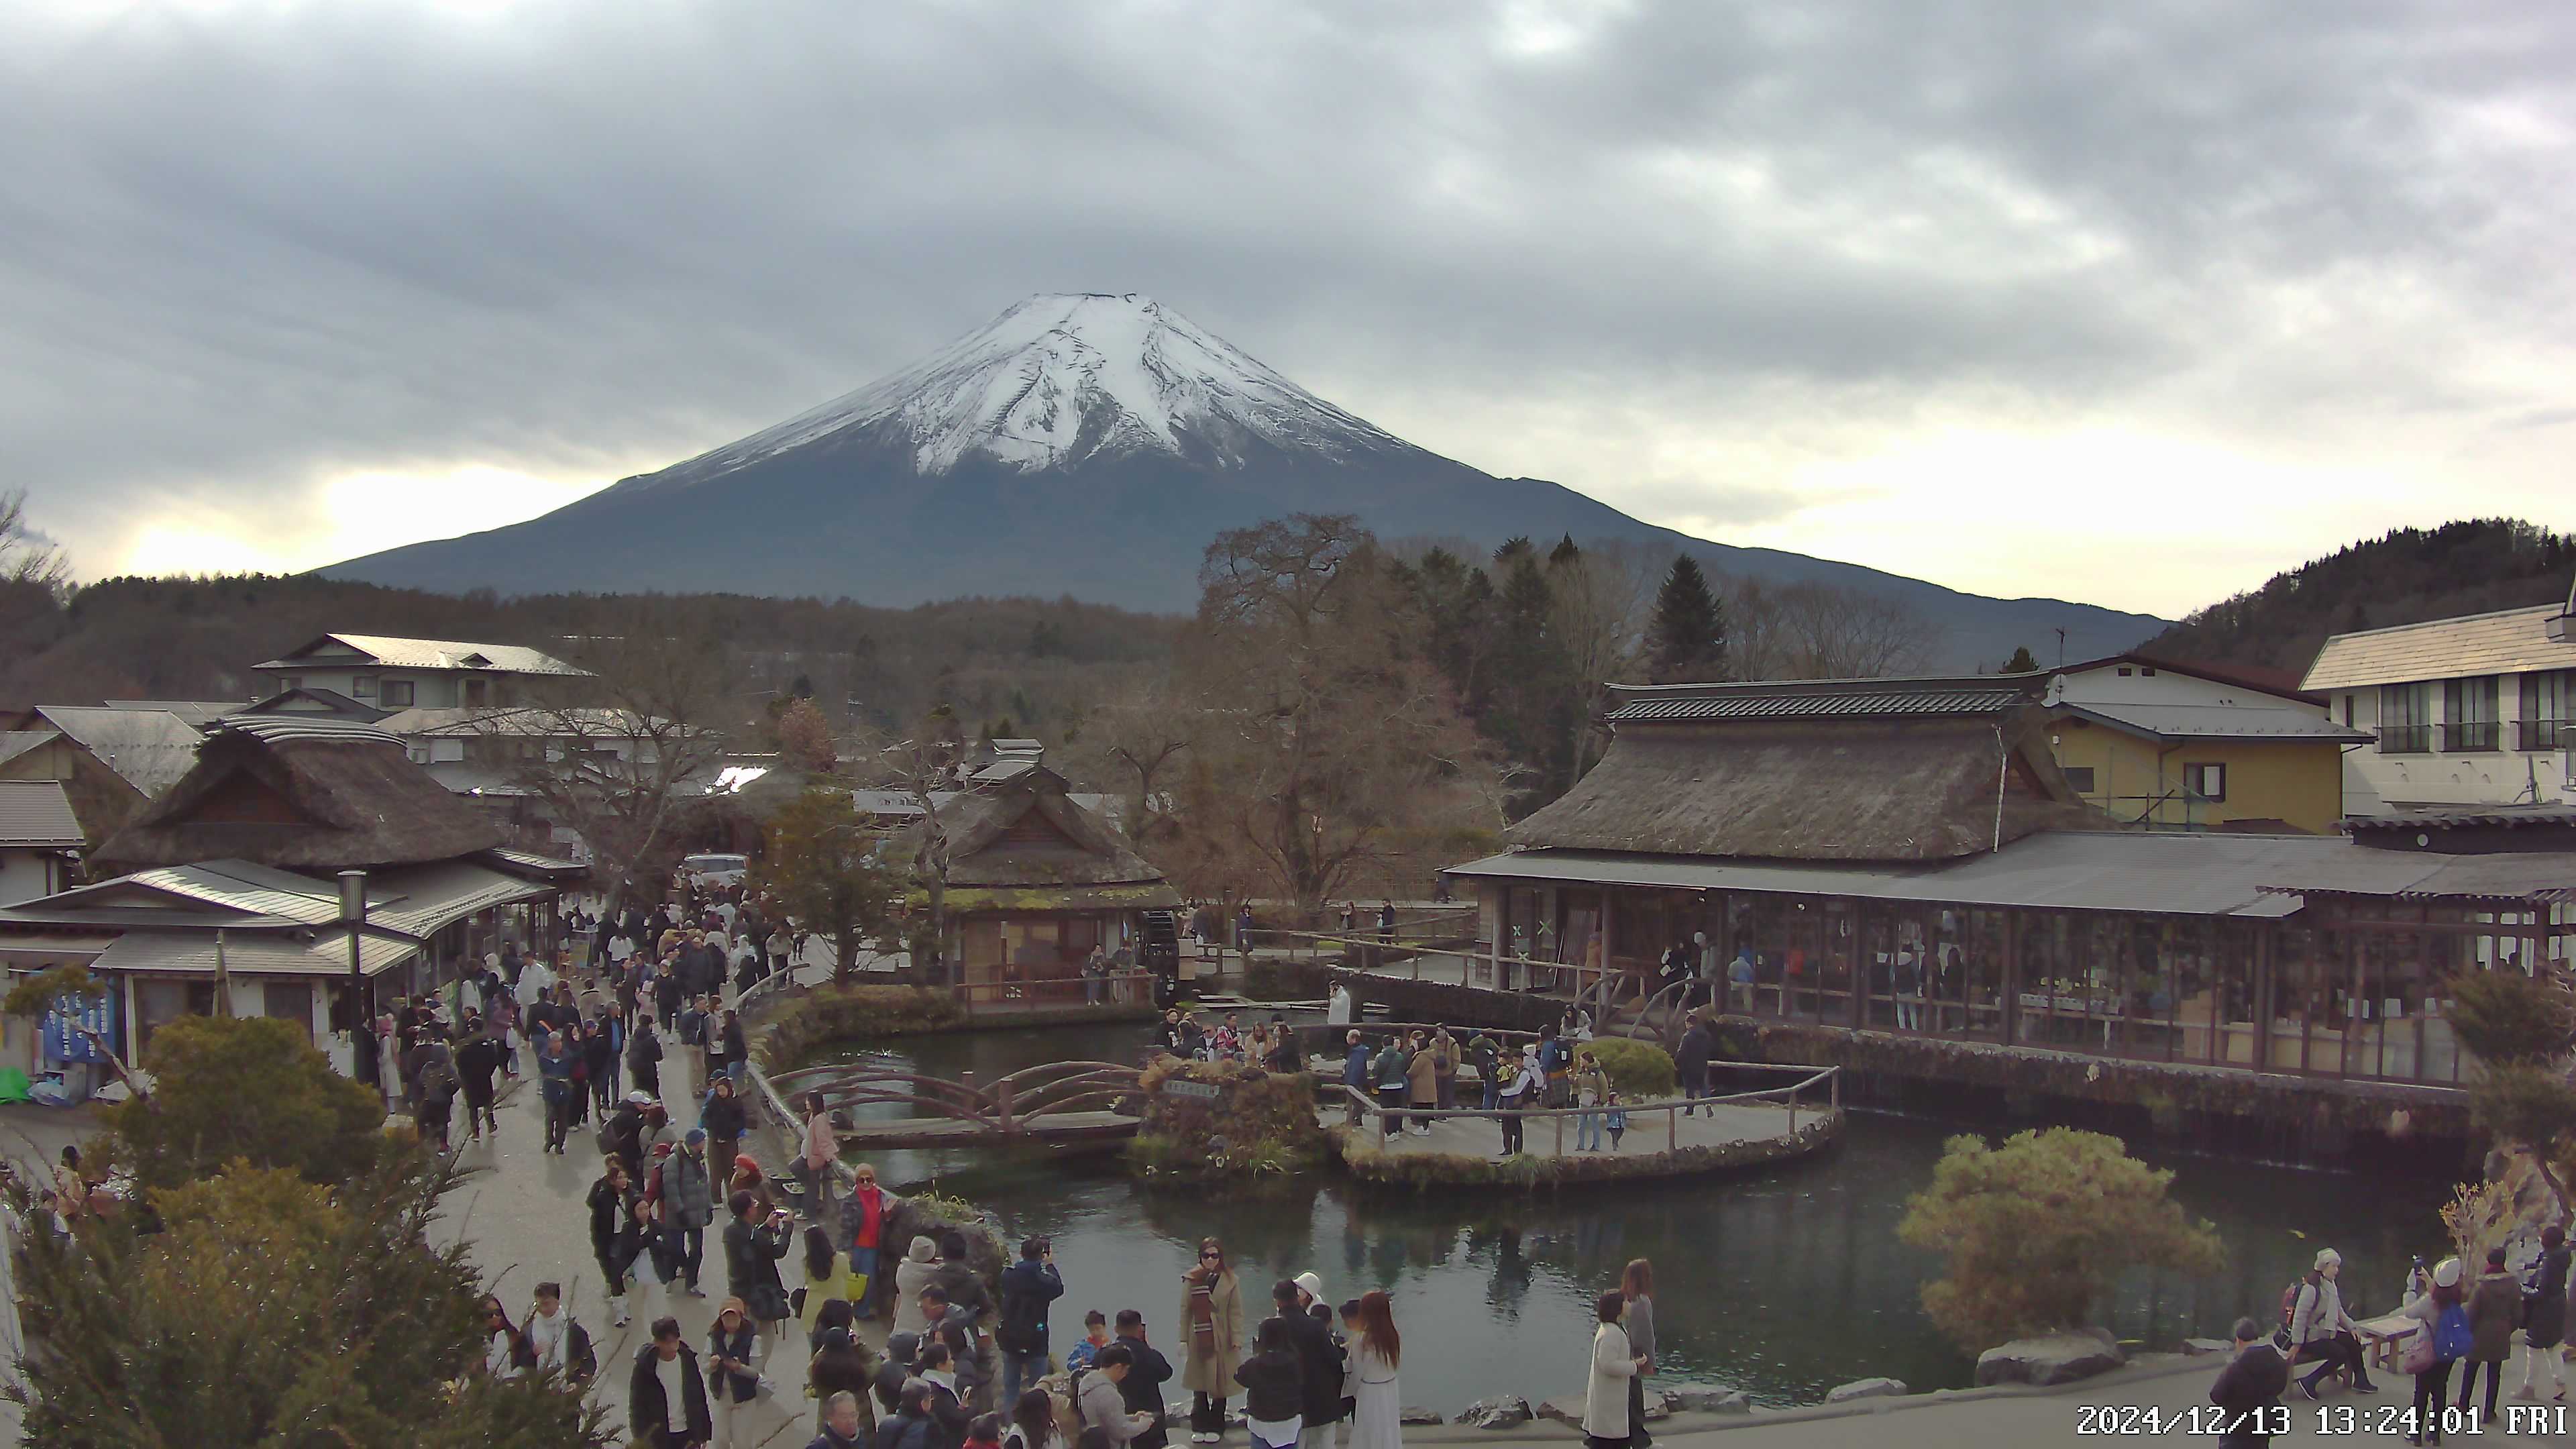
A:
2053,628,2067,668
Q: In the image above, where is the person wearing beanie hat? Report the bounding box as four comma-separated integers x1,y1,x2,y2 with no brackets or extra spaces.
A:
2520,1224,2570,1402
2461,1246,2519,1419
2290,1246,2376,1399
2399,1258,2466,1445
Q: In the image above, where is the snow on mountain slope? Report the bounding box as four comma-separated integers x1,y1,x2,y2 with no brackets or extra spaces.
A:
676,292,1411,480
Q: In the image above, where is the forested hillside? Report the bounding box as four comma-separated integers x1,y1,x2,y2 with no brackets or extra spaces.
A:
2145,519,2574,673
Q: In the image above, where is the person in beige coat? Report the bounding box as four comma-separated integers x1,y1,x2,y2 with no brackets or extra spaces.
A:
1181,1237,1245,1444
1583,1290,1644,1449
1404,1037,1440,1138
892,1236,942,1336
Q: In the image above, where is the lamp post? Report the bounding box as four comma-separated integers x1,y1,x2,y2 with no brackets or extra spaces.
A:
341,869,376,1089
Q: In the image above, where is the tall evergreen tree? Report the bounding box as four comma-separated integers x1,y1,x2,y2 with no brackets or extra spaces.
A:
1644,556,1729,683
2000,645,2040,674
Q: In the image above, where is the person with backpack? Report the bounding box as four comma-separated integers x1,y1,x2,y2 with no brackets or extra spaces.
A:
2289,1248,2377,1399
2520,1224,2569,1402
2461,1246,2519,1421
413,1034,460,1152
998,1235,1066,1407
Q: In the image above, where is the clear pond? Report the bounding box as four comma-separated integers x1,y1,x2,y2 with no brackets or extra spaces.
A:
819,1023,2447,1412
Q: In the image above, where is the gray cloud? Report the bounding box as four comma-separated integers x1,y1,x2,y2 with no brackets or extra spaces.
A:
1,0,2570,588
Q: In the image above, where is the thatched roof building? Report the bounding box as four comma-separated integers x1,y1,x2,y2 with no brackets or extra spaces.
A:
94,716,504,873
908,762,1177,987
1508,676,2094,862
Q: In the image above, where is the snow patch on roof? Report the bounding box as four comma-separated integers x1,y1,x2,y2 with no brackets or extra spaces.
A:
677,293,1411,478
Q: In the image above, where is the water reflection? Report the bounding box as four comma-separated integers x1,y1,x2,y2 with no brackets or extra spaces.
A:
816,1026,2447,1409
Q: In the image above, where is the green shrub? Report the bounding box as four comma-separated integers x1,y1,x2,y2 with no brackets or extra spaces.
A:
1898,1127,2223,1350
1583,1038,1675,1098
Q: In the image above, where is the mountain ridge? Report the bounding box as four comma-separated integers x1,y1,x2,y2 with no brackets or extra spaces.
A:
326,292,2166,666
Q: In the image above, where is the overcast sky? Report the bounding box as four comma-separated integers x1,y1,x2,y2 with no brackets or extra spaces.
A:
5,1,2570,619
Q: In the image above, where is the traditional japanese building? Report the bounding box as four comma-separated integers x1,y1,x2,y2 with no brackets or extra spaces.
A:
916,761,1178,991
1441,674,2575,1110
0,716,583,1084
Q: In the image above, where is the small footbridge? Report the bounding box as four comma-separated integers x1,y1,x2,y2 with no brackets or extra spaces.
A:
765,1059,1147,1149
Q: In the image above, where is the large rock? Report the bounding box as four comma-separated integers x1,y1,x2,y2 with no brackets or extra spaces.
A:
1399,1407,1446,1426
1665,1387,1752,1414
1458,1397,1533,1430
1974,1328,2126,1387
1539,1390,1672,1426
1823,1377,1908,1404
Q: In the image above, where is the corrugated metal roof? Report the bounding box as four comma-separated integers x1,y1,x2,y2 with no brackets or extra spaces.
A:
2053,702,2373,742
1612,686,2029,722
255,633,592,676
481,847,590,877
362,861,555,936
121,862,351,924
2259,851,2576,902
210,715,404,747
31,706,205,796
91,928,417,978
0,780,83,847
2302,604,2576,691
1444,830,2369,917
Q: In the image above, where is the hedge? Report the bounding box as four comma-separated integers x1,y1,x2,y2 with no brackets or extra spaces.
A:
1583,1038,1676,1098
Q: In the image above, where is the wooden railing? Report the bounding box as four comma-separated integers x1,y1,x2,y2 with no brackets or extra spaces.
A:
1333,1060,1840,1155
767,1058,1145,1134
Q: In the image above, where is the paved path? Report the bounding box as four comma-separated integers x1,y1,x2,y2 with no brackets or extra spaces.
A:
1330,1097,1806,1161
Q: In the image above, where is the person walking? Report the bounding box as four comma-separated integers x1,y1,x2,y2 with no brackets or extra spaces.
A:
661,1128,715,1298
2398,1258,2465,1445
2290,1248,2377,1398
1404,1036,1438,1138
2210,1315,2292,1448
413,1032,460,1152
458,1020,504,1144
2520,1225,2569,1401
537,1030,577,1155
2460,1246,2518,1421
1269,1279,1340,1449
708,1299,763,1449
1346,1292,1400,1449
1618,1260,1656,1449
590,1155,649,1327
1582,1290,1642,1449
839,1161,898,1318
724,1190,796,1362
702,1075,749,1185
799,1091,841,1224
1182,1238,1245,1444
631,1316,716,1449
1570,1051,1609,1153
998,1234,1065,1407
1234,1318,1305,1449
1673,1014,1711,1118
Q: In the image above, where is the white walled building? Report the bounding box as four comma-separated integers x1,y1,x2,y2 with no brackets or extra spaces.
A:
252,633,592,711
2301,598,2576,814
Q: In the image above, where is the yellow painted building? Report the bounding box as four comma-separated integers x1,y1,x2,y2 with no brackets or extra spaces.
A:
2043,655,2367,835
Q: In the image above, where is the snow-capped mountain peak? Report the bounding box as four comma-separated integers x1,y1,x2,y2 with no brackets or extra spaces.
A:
698,292,1409,476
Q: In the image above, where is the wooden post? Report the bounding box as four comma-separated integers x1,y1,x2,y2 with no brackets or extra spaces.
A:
1786,1083,1797,1134
1553,1110,1564,1157
997,1078,1015,1135
1830,1067,1840,1111
1666,1102,1676,1152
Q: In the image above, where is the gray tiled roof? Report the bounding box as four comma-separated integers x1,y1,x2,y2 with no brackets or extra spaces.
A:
1610,683,2033,722
2052,701,2372,742
255,633,592,676
2302,604,2576,691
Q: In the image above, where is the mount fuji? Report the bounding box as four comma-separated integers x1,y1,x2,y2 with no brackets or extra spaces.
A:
325,293,2163,663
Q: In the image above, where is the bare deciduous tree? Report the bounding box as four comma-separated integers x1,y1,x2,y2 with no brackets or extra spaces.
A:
1719,576,1943,680
0,489,72,598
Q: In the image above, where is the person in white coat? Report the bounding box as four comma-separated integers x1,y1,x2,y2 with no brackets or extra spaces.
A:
1326,985,1354,1028
1583,1290,1644,1449
1346,1291,1403,1449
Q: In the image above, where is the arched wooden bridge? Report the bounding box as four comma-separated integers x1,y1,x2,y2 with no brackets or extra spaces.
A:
767,1059,1146,1148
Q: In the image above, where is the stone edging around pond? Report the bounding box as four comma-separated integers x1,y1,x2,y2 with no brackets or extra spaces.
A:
1377,1351,2215,1442
1331,1110,1842,1188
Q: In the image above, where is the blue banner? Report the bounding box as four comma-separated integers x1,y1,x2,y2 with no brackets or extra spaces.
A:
42,991,115,1064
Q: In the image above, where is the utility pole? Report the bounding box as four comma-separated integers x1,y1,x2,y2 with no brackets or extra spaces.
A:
341,870,377,1090
2053,627,2067,669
